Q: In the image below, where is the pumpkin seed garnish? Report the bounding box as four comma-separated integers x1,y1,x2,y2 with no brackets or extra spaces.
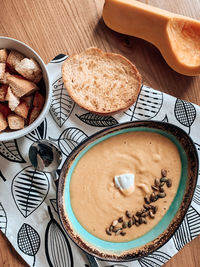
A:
118,216,123,223
141,212,147,217
115,229,122,236
160,177,168,183
112,220,118,227
120,231,126,236
106,169,172,237
166,179,172,188
158,192,166,198
122,222,128,229
142,217,147,224
160,182,165,187
161,169,167,177
136,210,142,217
155,178,160,187
154,195,159,201
132,217,136,225
128,219,132,228
139,217,143,224
151,185,159,191
159,186,164,193
135,217,139,223
125,210,132,218
106,228,112,235
143,204,151,210
109,225,113,232
112,227,121,233
144,195,150,204
150,192,156,202
149,210,155,219
152,206,158,214
142,212,148,217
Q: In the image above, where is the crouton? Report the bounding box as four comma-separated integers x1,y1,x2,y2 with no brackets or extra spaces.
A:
0,85,8,102
0,49,8,63
0,72,11,84
0,63,6,79
21,95,33,108
7,114,24,130
0,112,8,132
28,106,40,125
7,75,39,97
15,58,42,83
15,101,29,119
33,92,45,109
6,86,20,111
7,50,24,71
0,103,11,118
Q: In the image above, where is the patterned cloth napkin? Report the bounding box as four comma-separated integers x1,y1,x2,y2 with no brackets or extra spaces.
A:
0,54,200,267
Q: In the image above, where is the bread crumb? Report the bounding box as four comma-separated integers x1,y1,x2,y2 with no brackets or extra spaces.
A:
0,85,8,102
7,50,25,71
15,101,29,119
7,114,24,130
0,112,8,132
15,58,42,83
0,49,8,63
0,63,6,79
6,86,20,111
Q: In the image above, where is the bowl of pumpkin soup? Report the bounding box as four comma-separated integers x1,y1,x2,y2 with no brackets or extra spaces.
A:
58,121,198,261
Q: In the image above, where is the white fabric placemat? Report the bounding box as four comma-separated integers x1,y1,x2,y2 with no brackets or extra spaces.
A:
0,54,200,267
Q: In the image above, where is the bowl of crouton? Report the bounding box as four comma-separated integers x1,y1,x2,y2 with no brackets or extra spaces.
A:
0,36,51,141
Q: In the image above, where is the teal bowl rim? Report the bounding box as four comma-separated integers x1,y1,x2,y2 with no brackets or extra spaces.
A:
57,120,199,261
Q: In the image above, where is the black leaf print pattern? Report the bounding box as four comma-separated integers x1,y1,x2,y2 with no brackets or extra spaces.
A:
50,127,88,157
124,85,163,121
51,54,68,63
0,140,26,163
18,223,40,266
162,114,169,122
50,77,75,127
0,170,6,182
138,251,171,267
173,206,200,251
26,119,47,142
11,166,49,218
193,185,200,205
174,99,196,134
0,202,7,235
45,206,73,267
50,199,58,213
104,264,128,267
56,169,61,176
76,113,118,127
85,253,99,267
193,144,200,204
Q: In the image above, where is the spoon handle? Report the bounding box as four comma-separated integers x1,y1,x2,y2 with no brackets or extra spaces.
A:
51,170,59,187
85,253,99,267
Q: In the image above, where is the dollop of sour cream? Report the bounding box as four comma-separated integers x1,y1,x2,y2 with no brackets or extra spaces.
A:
114,173,135,196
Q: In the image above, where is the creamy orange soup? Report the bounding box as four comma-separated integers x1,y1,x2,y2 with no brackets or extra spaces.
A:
70,131,181,242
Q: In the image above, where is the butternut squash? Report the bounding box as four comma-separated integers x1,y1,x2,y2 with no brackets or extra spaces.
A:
103,0,200,76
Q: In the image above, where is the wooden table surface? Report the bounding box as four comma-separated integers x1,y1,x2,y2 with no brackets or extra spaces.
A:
0,0,200,266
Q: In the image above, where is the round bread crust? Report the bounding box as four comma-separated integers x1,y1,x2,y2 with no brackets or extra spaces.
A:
62,47,142,115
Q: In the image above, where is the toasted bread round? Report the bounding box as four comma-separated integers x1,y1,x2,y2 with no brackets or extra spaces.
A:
62,47,142,115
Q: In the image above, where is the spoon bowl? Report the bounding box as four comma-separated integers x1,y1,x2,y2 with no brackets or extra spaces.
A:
29,140,62,173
